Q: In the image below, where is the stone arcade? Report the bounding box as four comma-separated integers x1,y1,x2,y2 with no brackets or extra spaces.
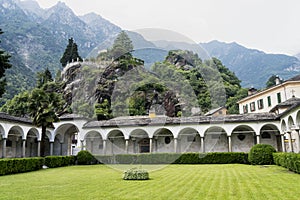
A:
1,99,300,158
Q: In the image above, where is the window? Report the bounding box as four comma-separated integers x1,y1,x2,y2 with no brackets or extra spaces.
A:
250,102,256,111
267,96,271,107
165,136,171,144
257,99,264,109
243,105,248,113
277,92,281,103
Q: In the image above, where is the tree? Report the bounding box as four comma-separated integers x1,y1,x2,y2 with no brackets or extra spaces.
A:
36,68,53,88
60,38,83,67
0,29,12,97
109,31,133,59
28,88,63,156
266,75,280,88
1,70,65,156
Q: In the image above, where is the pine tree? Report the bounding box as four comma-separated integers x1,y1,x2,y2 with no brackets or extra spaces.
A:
0,29,12,97
60,38,83,67
109,31,134,59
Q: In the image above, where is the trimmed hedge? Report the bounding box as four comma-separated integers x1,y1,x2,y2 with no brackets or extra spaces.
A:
273,152,300,174
123,168,149,180
44,156,76,168
248,144,276,165
95,152,249,164
0,157,44,176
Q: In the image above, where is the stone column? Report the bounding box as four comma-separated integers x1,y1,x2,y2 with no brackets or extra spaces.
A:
50,142,54,156
125,139,129,154
280,134,286,152
256,135,260,144
2,138,6,158
288,132,294,152
174,138,178,153
228,136,232,152
37,140,41,157
22,139,26,158
60,143,63,155
200,136,205,153
103,140,106,155
90,141,94,154
81,140,84,151
149,138,153,153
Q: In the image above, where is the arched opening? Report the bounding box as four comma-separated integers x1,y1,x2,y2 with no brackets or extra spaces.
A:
260,124,281,151
288,116,295,131
55,124,79,156
7,126,24,158
178,128,200,153
0,125,5,157
107,130,125,154
85,131,103,154
204,126,228,152
26,128,39,157
296,111,300,127
53,134,62,156
129,129,149,153
153,128,174,153
231,125,255,152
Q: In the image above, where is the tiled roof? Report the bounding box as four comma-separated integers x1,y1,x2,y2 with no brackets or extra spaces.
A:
0,112,32,124
83,113,278,128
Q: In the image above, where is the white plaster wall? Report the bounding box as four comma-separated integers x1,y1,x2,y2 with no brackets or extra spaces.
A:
205,134,228,152
231,134,254,152
179,135,201,153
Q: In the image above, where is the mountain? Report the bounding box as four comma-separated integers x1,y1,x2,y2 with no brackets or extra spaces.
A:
0,0,121,103
201,40,300,88
295,53,300,60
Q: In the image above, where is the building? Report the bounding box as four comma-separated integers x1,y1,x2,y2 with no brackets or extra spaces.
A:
1,75,300,159
238,75,300,114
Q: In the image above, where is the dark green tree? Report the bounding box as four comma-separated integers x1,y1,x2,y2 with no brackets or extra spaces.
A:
36,68,53,88
60,38,83,67
266,75,280,88
0,29,12,97
109,31,134,59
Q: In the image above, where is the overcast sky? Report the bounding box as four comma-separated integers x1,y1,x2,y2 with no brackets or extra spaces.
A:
33,0,300,55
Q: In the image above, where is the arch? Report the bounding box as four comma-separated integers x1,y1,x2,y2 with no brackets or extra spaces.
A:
55,123,80,156
281,120,287,132
296,111,300,127
25,128,39,157
107,130,125,154
288,116,295,130
260,124,281,151
231,125,255,152
0,124,5,138
129,129,149,153
204,126,228,152
85,131,103,154
153,128,174,153
6,126,24,158
178,127,200,153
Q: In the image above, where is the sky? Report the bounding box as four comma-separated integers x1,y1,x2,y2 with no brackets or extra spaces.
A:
32,0,300,56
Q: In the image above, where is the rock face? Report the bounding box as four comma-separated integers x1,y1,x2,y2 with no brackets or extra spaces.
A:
0,0,121,101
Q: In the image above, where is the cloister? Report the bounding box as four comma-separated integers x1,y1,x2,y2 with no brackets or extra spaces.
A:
1,102,300,158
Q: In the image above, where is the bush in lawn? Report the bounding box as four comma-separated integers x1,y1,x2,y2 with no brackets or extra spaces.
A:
248,144,276,165
77,150,97,165
123,168,149,180
273,153,300,174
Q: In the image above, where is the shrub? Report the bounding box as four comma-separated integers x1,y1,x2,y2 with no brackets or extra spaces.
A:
45,156,76,168
123,168,149,180
94,152,248,164
0,157,44,176
248,144,276,165
77,150,97,165
273,153,300,174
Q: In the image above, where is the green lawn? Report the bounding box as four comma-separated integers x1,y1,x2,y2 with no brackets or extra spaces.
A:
0,164,299,200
